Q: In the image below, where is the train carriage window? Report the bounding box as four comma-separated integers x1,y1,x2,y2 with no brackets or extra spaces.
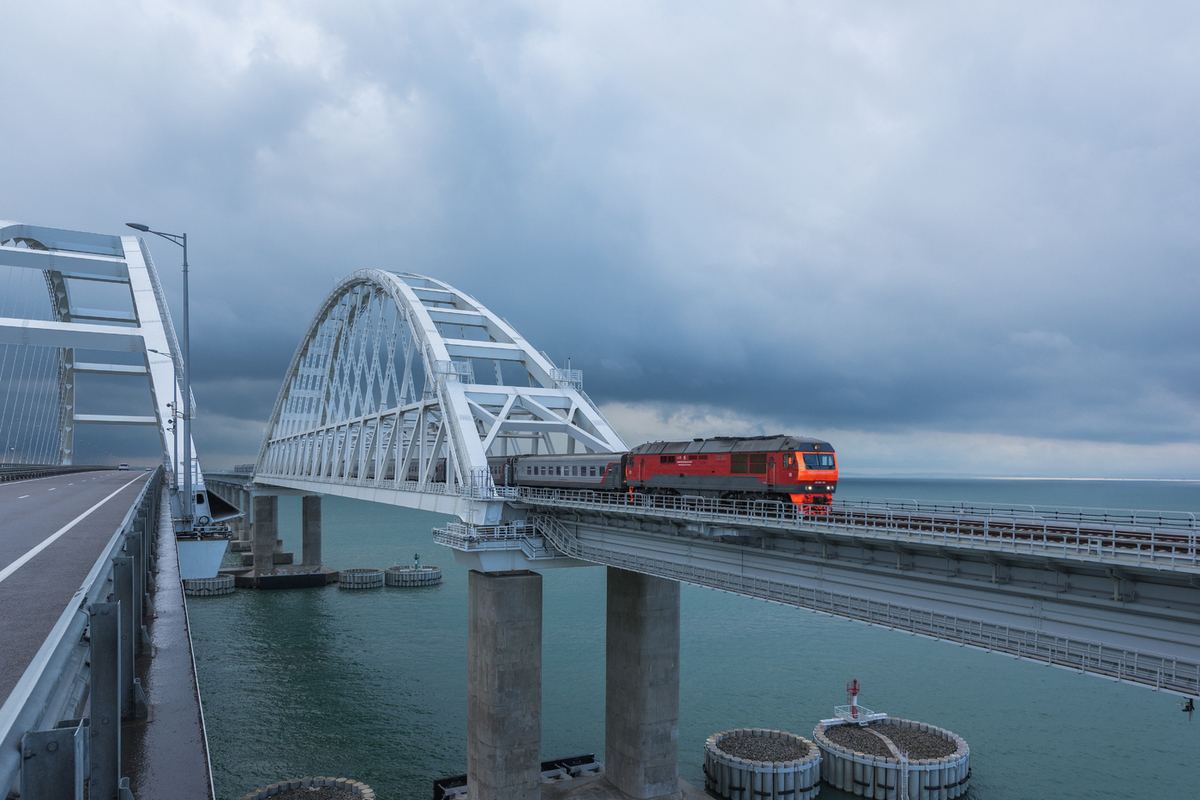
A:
731,454,748,473
572,466,578,476
556,466,562,476
590,466,596,477
527,466,532,475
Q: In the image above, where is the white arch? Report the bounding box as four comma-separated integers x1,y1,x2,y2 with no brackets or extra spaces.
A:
254,270,627,523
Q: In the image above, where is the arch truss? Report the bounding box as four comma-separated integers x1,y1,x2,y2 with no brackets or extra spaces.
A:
0,219,230,531
254,270,627,521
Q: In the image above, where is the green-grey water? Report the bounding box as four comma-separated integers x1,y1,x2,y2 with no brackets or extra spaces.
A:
188,479,1200,799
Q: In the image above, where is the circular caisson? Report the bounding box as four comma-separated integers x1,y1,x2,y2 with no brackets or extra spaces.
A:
238,776,375,800
813,717,970,799
384,565,442,587
704,728,821,800
183,575,235,596
338,568,384,589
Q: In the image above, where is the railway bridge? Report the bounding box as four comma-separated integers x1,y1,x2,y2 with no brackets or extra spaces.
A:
202,268,1200,800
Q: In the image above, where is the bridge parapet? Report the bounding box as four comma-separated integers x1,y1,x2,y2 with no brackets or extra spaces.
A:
501,488,1200,573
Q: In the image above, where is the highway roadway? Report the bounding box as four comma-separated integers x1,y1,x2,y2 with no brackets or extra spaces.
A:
0,469,151,702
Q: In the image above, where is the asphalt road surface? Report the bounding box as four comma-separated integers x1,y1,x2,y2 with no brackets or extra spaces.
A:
0,469,151,702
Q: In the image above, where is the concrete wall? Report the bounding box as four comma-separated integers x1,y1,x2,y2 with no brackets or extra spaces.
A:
606,568,681,800
252,495,277,573
302,495,321,567
468,569,543,800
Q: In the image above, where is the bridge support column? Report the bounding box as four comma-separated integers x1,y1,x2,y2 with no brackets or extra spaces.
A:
252,495,278,574
606,568,681,800
302,495,322,568
468,569,542,800
239,488,251,540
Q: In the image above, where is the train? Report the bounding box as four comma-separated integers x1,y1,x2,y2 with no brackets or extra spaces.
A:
487,434,838,507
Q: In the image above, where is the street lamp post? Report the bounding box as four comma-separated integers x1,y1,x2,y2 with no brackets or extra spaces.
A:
147,348,180,494
127,223,193,533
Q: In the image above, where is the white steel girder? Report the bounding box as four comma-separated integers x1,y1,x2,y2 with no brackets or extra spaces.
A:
254,270,627,523
0,221,210,509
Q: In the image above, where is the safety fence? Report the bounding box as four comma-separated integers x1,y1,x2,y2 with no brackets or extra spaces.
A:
0,467,163,799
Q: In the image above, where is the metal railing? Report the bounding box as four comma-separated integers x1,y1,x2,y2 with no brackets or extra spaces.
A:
0,464,113,483
432,521,559,561
530,514,1200,697
0,467,163,798
501,487,1200,570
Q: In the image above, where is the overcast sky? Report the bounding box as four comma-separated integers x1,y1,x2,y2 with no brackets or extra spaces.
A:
2,1,1198,477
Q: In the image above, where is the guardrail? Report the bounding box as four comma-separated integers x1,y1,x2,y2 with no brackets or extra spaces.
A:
530,514,1200,697
432,521,559,561
0,466,163,799
501,487,1200,570
0,464,114,483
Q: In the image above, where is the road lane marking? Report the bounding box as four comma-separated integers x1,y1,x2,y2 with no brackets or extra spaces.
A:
0,474,148,585
48,487,55,491
18,495,29,499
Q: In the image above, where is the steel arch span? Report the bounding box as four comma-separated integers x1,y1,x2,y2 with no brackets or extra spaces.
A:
253,270,627,524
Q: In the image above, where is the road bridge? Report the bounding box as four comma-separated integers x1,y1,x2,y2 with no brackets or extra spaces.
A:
228,268,1199,800
0,219,229,800
0,470,151,699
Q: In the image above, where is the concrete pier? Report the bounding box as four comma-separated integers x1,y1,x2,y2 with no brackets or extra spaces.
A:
252,495,278,574
605,568,681,800
468,569,543,800
302,495,321,567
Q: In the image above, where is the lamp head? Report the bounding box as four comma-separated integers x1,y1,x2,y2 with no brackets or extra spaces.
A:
125,222,150,232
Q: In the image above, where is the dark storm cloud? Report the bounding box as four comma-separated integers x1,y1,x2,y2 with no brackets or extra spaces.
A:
2,1,1199,470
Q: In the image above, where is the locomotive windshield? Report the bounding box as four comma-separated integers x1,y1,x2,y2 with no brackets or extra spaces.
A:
802,453,835,470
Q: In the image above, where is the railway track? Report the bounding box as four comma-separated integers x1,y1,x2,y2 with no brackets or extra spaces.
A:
501,486,1199,569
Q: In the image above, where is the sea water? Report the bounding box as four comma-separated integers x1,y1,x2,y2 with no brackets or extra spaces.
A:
187,479,1199,799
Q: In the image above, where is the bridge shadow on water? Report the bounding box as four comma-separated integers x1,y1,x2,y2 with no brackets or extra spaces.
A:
188,481,1199,800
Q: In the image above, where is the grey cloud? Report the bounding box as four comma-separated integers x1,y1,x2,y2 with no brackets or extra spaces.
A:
2,1,1199,468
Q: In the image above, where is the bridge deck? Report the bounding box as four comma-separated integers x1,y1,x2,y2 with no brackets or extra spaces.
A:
0,469,151,700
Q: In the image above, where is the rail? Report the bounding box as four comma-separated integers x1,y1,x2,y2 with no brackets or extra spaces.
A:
530,514,1199,697
0,466,163,797
502,487,1200,570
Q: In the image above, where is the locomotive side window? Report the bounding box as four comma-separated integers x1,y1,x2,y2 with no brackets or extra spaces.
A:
803,453,835,469
749,454,767,474
731,454,747,473
660,455,675,464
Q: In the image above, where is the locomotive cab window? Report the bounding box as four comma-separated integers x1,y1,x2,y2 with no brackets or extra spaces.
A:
803,453,836,470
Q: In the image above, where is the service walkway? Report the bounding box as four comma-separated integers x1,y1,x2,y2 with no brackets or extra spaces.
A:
0,469,151,700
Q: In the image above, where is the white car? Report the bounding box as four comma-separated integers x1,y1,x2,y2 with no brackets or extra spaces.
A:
118,463,129,470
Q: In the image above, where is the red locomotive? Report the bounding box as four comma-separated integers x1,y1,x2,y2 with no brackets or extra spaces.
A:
488,434,837,507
